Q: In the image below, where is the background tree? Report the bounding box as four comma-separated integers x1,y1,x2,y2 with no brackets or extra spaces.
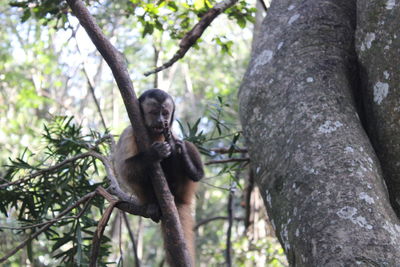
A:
239,0,400,265
0,0,287,266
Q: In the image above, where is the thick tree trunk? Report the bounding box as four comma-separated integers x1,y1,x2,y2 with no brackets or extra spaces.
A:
239,0,400,265
356,0,400,217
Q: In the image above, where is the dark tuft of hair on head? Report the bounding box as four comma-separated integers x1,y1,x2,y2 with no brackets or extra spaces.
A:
139,89,172,104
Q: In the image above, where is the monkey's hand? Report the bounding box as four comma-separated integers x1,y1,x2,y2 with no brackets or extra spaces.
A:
151,141,171,160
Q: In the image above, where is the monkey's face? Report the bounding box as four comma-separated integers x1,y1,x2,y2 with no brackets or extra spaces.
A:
141,97,174,136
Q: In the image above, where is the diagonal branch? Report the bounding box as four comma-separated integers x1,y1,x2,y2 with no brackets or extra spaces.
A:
66,0,193,265
90,190,118,267
144,0,238,76
210,147,248,154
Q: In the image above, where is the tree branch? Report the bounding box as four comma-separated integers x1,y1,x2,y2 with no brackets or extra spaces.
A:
226,183,235,267
90,195,118,267
0,134,113,189
66,0,193,265
194,216,243,231
0,152,95,189
144,0,238,76
210,147,248,154
258,0,268,12
0,191,97,263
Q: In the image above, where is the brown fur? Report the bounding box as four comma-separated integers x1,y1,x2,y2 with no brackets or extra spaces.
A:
114,126,202,266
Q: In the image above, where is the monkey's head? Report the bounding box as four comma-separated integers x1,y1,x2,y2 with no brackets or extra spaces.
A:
138,89,175,137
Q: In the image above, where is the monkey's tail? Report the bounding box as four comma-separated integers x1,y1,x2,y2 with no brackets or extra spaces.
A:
161,203,195,266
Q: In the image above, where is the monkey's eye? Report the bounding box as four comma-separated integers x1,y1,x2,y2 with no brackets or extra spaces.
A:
162,111,169,116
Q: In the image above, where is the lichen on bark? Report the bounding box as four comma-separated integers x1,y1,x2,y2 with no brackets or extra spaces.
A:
239,0,400,265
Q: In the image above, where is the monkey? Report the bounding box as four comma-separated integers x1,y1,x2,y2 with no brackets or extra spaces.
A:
113,89,204,266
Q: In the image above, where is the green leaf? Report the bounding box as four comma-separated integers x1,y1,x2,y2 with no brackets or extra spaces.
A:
194,0,205,10
21,8,31,22
52,235,71,251
236,16,246,28
167,1,179,11
27,239,34,263
142,22,154,37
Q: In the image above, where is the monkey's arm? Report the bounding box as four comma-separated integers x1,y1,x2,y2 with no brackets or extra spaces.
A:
176,140,204,181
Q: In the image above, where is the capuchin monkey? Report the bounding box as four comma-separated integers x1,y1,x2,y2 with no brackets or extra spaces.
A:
114,89,204,266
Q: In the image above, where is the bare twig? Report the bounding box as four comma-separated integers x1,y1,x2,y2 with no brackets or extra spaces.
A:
94,134,115,149
258,0,268,12
226,183,235,267
0,191,97,263
244,169,254,230
90,197,118,267
194,216,243,231
74,36,108,129
210,147,248,154
66,1,193,265
144,0,238,76
205,157,250,165
122,213,141,267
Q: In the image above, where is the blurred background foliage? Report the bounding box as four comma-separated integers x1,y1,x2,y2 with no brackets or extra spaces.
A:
0,0,287,265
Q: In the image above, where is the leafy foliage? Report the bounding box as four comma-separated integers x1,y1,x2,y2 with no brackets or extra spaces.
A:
9,0,255,54
0,117,112,265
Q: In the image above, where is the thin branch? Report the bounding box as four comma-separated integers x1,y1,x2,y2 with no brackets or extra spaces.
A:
144,0,238,76
0,191,97,263
205,157,250,165
94,134,115,149
73,29,108,129
122,213,141,267
226,183,235,267
0,133,113,189
0,152,95,189
210,147,248,154
194,216,243,231
244,169,255,230
258,0,268,12
90,198,118,267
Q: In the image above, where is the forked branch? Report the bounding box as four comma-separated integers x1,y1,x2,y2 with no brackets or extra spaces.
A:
144,0,238,76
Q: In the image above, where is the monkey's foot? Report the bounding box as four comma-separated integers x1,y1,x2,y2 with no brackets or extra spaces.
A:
146,203,161,223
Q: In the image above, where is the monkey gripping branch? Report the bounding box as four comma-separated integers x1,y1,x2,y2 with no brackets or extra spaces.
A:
65,0,193,266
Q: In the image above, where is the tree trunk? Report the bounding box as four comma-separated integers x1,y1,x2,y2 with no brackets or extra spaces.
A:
356,0,400,217
238,0,400,265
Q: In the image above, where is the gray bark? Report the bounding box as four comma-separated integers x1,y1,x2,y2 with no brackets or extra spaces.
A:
356,0,400,217
239,0,400,265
